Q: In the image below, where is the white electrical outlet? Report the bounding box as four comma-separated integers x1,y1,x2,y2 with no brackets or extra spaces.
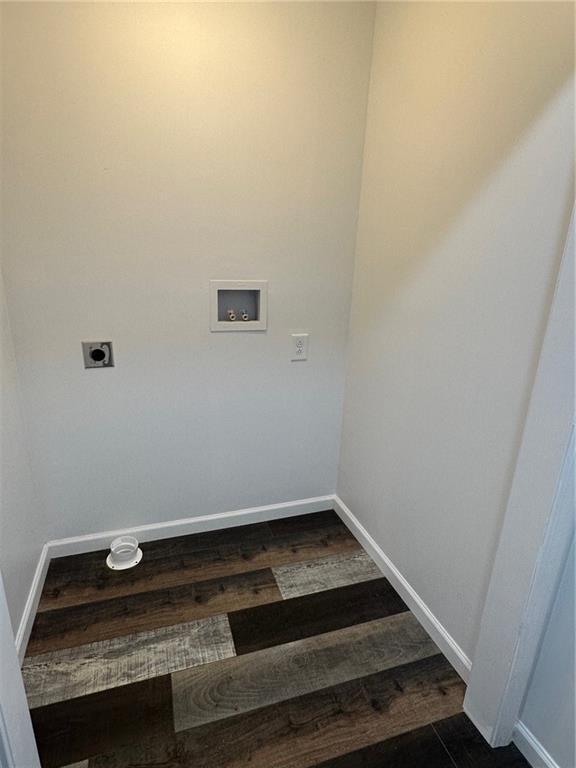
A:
291,333,309,361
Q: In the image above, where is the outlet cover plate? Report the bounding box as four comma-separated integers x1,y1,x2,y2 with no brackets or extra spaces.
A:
291,333,309,361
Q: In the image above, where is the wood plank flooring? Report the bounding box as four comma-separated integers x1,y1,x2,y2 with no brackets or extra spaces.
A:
30,676,173,768
24,509,530,768
38,512,358,611
28,569,279,654
228,574,407,654
273,550,382,598
172,612,438,731
24,614,235,709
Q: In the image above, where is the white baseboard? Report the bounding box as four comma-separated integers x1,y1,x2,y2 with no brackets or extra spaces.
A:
14,495,333,659
513,721,560,768
332,494,472,683
15,545,50,663
44,495,333,559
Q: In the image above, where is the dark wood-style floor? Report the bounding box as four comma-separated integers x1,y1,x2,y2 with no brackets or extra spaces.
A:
23,510,529,768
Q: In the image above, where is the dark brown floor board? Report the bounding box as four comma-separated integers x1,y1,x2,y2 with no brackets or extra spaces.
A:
90,654,464,768
27,568,280,655
266,509,343,535
43,511,339,582
229,576,407,655
46,522,274,575
32,675,173,768
433,713,530,767
312,721,456,768
39,513,356,612
314,713,531,768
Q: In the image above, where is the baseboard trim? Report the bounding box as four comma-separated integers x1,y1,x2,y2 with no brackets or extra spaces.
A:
513,721,560,768
44,495,334,559
15,545,50,663
332,494,472,683
14,495,333,659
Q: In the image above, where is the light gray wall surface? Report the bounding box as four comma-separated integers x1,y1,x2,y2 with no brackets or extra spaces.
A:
0,3,374,557
0,271,44,632
519,538,575,768
337,2,574,661
1,7,45,631
463,223,574,742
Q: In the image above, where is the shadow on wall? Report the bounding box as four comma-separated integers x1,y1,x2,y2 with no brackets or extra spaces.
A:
356,1,574,311
340,1,575,661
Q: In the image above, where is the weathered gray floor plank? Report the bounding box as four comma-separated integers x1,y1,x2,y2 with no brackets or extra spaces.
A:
24,614,235,709
172,610,439,732
272,550,382,599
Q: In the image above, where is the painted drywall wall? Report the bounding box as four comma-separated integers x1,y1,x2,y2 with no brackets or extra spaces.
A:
338,2,574,661
464,224,574,742
518,537,575,768
0,3,374,539
1,9,44,632
0,270,45,632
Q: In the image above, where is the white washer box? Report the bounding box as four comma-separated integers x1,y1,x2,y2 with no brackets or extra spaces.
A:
209,280,268,332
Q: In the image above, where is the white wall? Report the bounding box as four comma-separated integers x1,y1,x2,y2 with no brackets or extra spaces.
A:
463,220,574,744
1,5,46,633
0,270,45,633
0,3,374,540
519,537,575,768
338,2,574,661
